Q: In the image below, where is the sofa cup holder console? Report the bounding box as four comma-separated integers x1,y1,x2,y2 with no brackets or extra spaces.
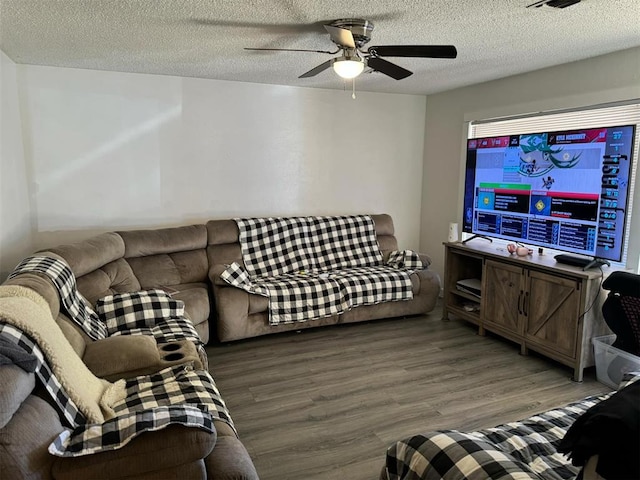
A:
157,340,199,368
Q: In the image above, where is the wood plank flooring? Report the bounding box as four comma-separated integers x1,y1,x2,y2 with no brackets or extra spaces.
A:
206,304,611,480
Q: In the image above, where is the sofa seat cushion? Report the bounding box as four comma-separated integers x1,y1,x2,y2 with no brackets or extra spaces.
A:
243,273,424,314
170,282,211,327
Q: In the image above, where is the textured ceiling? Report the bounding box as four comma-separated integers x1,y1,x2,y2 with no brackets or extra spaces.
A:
1,0,639,96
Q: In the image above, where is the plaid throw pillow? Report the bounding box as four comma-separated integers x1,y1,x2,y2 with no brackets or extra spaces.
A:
96,290,185,335
386,250,424,270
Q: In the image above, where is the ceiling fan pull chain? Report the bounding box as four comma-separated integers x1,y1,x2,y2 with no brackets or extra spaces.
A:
352,78,356,100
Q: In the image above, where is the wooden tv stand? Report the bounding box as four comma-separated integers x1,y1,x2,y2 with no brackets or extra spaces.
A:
443,241,616,381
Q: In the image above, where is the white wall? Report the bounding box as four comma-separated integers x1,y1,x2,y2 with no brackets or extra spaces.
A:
421,47,640,278
0,63,426,278
5,47,639,281
0,51,32,278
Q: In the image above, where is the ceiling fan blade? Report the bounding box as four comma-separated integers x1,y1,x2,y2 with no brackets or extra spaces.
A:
190,18,326,35
366,57,413,80
299,59,334,78
245,47,337,54
368,45,458,59
324,25,356,48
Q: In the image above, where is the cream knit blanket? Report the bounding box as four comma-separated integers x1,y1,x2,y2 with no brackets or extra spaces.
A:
0,285,126,423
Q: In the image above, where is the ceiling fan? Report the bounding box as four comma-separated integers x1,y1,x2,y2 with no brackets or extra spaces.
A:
245,18,457,81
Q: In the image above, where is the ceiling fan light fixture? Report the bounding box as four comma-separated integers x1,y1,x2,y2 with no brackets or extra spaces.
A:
332,57,365,79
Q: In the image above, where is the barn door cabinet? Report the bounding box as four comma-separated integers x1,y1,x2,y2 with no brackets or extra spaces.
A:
444,242,614,381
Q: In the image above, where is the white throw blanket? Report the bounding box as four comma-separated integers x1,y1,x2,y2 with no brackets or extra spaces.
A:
0,285,125,423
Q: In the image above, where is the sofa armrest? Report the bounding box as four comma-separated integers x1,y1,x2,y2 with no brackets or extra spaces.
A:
382,250,432,268
83,335,161,380
84,336,203,381
52,424,216,480
418,252,432,268
209,264,231,287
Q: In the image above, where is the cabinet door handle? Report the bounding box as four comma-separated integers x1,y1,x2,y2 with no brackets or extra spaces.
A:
518,290,523,315
523,292,529,317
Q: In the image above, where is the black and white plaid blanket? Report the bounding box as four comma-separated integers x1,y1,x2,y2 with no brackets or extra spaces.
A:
49,364,235,456
0,324,234,457
236,215,384,277
382,393,615,480
223,215,420,324
222,262,417,325
9,255,108,340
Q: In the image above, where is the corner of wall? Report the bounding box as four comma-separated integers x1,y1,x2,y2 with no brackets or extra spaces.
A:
1,51,34,280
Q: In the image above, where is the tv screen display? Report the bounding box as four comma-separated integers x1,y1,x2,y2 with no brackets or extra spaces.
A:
462,124,636,262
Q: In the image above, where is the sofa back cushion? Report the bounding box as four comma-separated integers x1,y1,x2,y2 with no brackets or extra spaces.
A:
206,220,243,268
46,233,142,307
125,251,208,288
75,258,142,306
118,225,209,288
47,232,126,278
370,214,398,256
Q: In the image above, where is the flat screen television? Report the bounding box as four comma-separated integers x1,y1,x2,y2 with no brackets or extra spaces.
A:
462,124,636,263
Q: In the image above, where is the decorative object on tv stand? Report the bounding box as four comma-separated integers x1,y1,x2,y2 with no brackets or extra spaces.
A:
507,243,533,256
448,223,459,242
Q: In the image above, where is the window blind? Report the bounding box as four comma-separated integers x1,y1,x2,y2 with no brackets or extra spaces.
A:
469,103,640,138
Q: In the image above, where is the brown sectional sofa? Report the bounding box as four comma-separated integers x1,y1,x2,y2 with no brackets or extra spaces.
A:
0,213,440,479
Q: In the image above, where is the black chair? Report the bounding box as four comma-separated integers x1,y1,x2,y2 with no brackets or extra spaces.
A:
601,271,640,356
